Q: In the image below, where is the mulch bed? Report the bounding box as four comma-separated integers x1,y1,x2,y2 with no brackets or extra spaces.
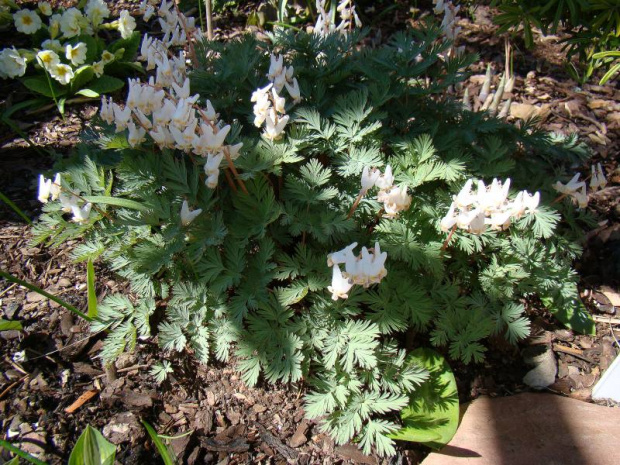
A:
1,3,619,464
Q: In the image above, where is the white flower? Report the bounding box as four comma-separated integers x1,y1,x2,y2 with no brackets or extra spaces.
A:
272,88,286,113
468,209,487,234
327,242,358,267
284,77,301,103
180,200,202,226
476,178,510,213
38,175,52,203
0,48,27,79
485,210,512,230
328,264,353,300
41,39,63,53
38,2,52,16
14,9,42,34
268,54,284,81
204,152,225,176
59,192,80,212
553,173,585,195
440,202,457,232
71,203,92,223
93,60,105,77
113,104,132,132
127,122,146,147
361,166,380,194
590,163,607,191
572,185,588,209
65,42,87,66
455,179,476,209
228,142,243,160
118,10,136,39
36,49,60,70
378,185,412,218
264,111,289,140
60,8,84,38
48,13,61,39
50,173,62,201
375,165,394,191
85,0,110,27
205,172,219,189
49,63,74,85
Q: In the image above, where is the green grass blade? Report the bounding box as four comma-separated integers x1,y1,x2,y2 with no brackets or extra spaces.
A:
0,439,49,465
0,190,32,225
82,196,149,212
87,259,98,319
0,270,92,322
0,319,23,331
141,421,176,465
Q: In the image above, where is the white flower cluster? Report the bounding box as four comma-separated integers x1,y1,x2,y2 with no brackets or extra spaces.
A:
251,54,301,140
360,165,412,218
327,242,388,300
314,0,361,37
139,0,198,48
433,0,461,41
440,178,539,234
38,174,92,223
100,19,239,190
552,164,607,209
0,1,134,82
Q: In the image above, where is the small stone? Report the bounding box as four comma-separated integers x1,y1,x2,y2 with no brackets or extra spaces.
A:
102,412,142,445
26,292,45,303
523,346,557,389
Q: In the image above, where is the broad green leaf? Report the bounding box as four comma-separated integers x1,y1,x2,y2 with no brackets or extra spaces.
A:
68,425,116,465
22,76,66,99
389,349,459,449
82,196,149,212
87,260,98,319
0,319,23,331
0,439,48,465
76,89,100,98
71,65,95,93
87,76,124,95
109,32,141,61
540,295,596,335
142,421,175,465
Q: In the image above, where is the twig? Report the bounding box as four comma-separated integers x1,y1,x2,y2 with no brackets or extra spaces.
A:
441,224,458,251
64,388,99,413
0,375,28,401
593,315,620,324
552,343,594,364
205,0,213,40
0,282,17,298
347,192,364,219
254,422,299,461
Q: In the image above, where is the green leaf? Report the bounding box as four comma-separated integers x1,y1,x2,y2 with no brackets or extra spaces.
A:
109,32,141,61
0,439,48,465
71,65,95,93
22,76,66,99
76,89,100,98
82,195,149,212
87,259,98,319
87,76,125,95
68,425,116,465
142,421,176,465
540,296,596,335
0,319,23,331
389,349,459,449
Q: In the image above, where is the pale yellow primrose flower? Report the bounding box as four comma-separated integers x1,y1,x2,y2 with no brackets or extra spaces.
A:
0,48,27,79
49,63,74,85
38,2,52,16
36,49,60,70
65,42,87,66
118,10,136,39
14,9,42,34
48,13,61,39
85,0,110,27
101,50,115,65
60,8,83,38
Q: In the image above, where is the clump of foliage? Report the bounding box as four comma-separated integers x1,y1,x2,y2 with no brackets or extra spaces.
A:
490,0,620,83
0,0,142,114
33,13,595,455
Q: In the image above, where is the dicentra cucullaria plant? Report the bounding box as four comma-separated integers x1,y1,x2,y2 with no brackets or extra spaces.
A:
32,1,596,456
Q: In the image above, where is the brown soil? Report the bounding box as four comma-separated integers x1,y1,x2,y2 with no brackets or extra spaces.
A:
1,3,619,465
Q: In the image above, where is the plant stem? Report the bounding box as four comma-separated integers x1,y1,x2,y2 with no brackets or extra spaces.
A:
205,0,213,40
441,224,457,251
347,191,364,219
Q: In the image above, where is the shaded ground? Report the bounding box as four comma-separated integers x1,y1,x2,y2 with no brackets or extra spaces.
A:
1,3,619,464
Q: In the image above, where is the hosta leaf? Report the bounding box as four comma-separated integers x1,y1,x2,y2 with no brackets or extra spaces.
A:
389,349,459,449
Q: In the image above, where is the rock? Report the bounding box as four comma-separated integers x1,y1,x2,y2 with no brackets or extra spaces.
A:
600,286,620,307
57,278,72,288
26,292,45,303
523,346,557,389
422,393,620,465
102,412,143,445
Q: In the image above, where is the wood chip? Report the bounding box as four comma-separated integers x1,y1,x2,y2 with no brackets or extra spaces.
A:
65,388,99,413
